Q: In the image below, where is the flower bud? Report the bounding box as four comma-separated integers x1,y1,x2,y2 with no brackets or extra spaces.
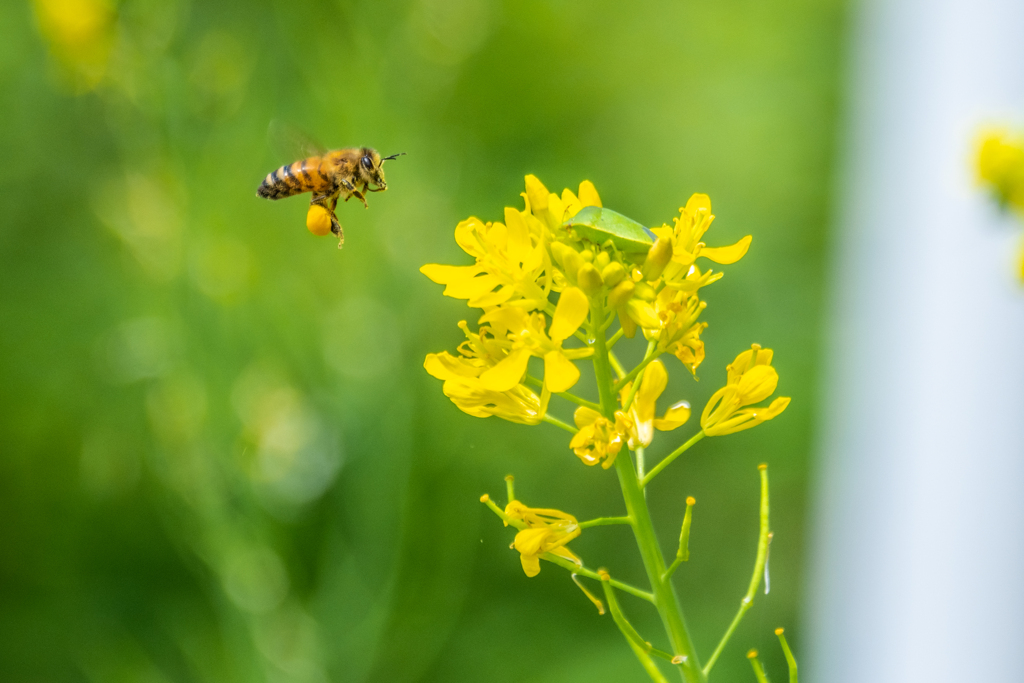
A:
601,262,626,288
306,205,333,236
634,282,656,302
642,237,673,280
561,248,583,283
594,251,611,269
577,263,604,294
580,249,595,263
550,241,571,268
608,280,635,307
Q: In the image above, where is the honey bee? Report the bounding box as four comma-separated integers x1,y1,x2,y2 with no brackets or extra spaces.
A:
256,147,404,247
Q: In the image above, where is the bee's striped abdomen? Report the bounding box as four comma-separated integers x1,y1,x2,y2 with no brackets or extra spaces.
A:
257,157,331,200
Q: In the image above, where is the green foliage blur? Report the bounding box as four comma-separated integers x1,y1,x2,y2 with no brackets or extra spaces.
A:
0,0,844,681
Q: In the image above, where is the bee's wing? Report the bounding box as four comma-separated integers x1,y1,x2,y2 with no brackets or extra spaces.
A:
267,119,328,161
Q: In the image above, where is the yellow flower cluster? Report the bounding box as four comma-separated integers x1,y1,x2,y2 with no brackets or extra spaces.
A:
422,176,749,427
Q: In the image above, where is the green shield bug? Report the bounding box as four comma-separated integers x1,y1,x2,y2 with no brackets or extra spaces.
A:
563,206,657,254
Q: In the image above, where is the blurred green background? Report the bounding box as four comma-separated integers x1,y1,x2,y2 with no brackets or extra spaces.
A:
0,0,844,681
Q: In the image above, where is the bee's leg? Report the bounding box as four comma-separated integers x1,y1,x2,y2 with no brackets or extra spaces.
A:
351,188,368,208
333,216,345,248
327,193,344,248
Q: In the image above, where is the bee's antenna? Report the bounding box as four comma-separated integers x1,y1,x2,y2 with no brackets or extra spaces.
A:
382,152,406,162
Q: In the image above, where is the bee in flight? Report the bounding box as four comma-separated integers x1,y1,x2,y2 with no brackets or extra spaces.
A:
257,147,404,248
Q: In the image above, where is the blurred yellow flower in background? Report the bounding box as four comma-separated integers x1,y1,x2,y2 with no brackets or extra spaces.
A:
34,0,116,91
978,130,1024,211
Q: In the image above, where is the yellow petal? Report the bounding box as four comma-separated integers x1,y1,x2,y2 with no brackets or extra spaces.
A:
561,188,582,219
479,347,531,392
419,263,480,285
424,351,480,380
700,235,752,264
635,360,668,416
685,193,711,214
654,400,691,431
444,272,502,301
525,175,550,215
504,207,532,263
736,365,778,405
549,287,589,342
549,545,582,566
573,406,602,429
578,180,602,208
514,527,549,556
762,396,791,419
453,217,489,257
544,350,580,393
626,298,661,330
520,552,542,577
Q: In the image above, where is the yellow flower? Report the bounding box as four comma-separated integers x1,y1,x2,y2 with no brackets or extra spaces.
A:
478,287,593,393
653,194,752,275
34,0,116,91
420,208,551,310
977,130,1024,210
701,344,790,436
424,321,550,424
569,407,631,468
646,287,708,375
504,500,581,577
524,175,601,234
619,360,691,449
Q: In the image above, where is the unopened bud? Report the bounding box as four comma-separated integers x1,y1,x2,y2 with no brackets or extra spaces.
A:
577,263,604,294
594,251,611,269
580,249,595,263
608,280,635,307
642,237,673,280
562,249,583,284
601,262,626,288
634,282,656,302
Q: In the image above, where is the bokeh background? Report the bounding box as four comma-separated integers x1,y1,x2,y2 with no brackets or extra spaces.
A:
1,1,844,681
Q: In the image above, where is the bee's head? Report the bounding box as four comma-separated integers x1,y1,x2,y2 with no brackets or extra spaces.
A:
358,149,406,191
358,148,405,190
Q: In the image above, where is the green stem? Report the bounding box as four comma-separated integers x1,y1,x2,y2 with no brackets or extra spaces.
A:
542,553,654,603
600,575,674,682
703,465,771,677
608,349,627,380
526,375,602,412
607,326,625,349
622,340,657,410
776,629,798,683
746,651,769,683
663,497,695,582
578,516,632,529
590,297,704,683
613,352,663,395
542,414,578,435
641,431,706,488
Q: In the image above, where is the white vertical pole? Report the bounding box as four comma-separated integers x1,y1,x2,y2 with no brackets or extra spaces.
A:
807,1,1024,681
